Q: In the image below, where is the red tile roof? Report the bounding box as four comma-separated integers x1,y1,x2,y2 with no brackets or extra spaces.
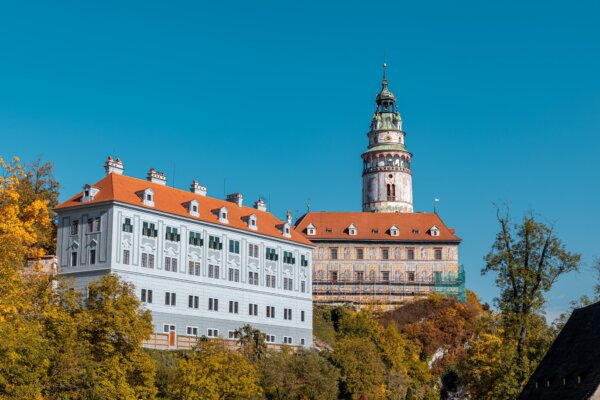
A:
55,173,313,246
294,211,461,242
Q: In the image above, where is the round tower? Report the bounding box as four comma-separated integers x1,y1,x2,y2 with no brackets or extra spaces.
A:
362,64,413,213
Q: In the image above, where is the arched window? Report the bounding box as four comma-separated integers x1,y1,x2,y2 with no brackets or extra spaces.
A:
392,184,396,197
387,184,391,196
386,157,393,166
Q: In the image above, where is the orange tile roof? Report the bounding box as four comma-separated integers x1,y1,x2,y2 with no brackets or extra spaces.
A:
294,211,461,242
55,173,313,247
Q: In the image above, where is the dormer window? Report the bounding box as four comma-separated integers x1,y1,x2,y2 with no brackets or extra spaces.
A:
348,224,357,236
81,184,100,202
279,222,291,238
246,214,258,231
306,223,316,236
218,207,228,223
143,188,154,207
430,225,440,237
189,200,199,217
390,224,400,237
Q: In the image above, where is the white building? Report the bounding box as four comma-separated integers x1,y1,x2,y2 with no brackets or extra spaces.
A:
55,157,314,349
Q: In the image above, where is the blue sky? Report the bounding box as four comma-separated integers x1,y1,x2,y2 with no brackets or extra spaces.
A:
1,0,599,320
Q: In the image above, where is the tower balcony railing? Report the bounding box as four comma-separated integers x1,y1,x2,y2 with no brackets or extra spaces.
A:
363,165,411,174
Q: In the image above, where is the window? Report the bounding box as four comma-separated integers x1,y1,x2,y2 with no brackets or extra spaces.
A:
284,308,292,320
248,243,259,258
435,248,442,260
266,305,275,318
300,280,306,293
228,239,240,254
283,336,293,345
331,271,338,282
301,338,305,345
265,334,276,343
228,330,239,340
283,251,295,264
407,248,415,260
330,248,338,260
208,264,220,279
356,248,364,259
71,251,78,267
229,301,239,314
93,217,101,232
301,310,305,322
356,271,364,281
208,235,223,250
141,289,153,303
89,249,96,265
164,257,178,272
188,261,201,276
189,231,203,246
187,326,199,336
407,271,415,282
165,227,180,242
70,220,79,235
208,298,219,311
382,271,390,281
266,247,278,261
266,274,276,288
249,303,258,316
248,271,259,285
163,324,175,333
228,267,240,282
382,248,389,260
283,277,293,291
122,217,133,233
141,253,155,269
87,218,93,232
165,292,176,306
300,254,309,267
142,222,158,237
123,249,130,265
188,295,199,309
207,329,219,338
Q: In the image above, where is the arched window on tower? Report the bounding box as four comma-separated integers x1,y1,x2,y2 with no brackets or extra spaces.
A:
392,184,396,197
387,184,391,197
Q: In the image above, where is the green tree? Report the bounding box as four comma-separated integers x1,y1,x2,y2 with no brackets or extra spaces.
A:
81,274,157,399
171,338,262,400
234,324,268,362
259,348,339,400
332,337,387,400
483,209,580,392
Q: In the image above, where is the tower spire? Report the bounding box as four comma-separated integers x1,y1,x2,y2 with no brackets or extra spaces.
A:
382,63,388,90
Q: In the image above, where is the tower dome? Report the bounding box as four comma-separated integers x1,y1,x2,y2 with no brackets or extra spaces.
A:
361,64,413,213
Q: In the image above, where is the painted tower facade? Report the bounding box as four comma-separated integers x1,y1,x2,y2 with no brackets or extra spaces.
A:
362,64,413,213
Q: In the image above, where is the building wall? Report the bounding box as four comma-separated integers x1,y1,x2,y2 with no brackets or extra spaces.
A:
311,241,460,306
57,202,313,347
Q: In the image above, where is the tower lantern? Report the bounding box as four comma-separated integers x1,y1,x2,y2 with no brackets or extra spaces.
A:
361,64,413,213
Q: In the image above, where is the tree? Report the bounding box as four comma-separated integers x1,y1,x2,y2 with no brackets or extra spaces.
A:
483,209,581,388
331,337,387,400
81,274,157,399
170,338,262,400
259,348,339,400
233,324,268,362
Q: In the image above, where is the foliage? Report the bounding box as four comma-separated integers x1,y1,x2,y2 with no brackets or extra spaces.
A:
234,323,268,362
169,338,262,400
259,348,339,400
482,209,581,391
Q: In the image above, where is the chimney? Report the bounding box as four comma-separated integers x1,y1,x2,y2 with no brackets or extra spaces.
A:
286,210,292,225
190,180,207,196
104,156,124,175
226,193,243,208
147,168,167,185
254,198,267,212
